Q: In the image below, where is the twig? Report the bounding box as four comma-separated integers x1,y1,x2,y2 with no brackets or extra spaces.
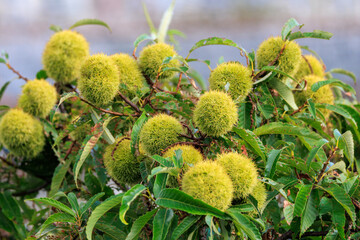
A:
118,91,141,113
6,63,29,82
290,100,308,116
317,147,338,182
79,97,137,117
64,141,76,162
0,156,17,168
161,141,208,154
302,55,313,74
248,95,256,129
13,181,50,196
253,43,287,80
176,73,183,92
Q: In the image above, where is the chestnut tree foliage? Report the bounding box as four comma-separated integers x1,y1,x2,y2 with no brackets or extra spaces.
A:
1,3,360,240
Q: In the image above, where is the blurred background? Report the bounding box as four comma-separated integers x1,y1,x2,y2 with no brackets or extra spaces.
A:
1,0,360,106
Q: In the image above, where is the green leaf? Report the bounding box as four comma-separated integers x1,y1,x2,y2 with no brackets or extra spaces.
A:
338,104,360,129
238,101,252,129
126,209,158,240
49,24,62,32
90,109,115,144
170,215,201,240
80,192,105,217
226,208,262,240
49,157,72,197
281,18,300,40
320,184,356,222
0,57,6,64
329,68,356,83
331,199,345,239
306,138,328,169
153,173,168,199
73,133,102,188
133,33,153,48
311,78,355,94
0,81,11,101
300,189,319,235
187,37,247,60
155,189,227,219
151,155,174,167
287,30,333,41
157,0,176,43
95,223,127,240
119,184,147,225
307,99,317,118
338,131,354,167
283,204,294,225
67,192,81,215
254,122,322,140
293,184,313,217
233,127,266,161
69,18,111,32
36,69,48,79
85,193,124,240
261,66,297,82
141,1,156,34
153,208,174,240
0,191,24,226
131,112,148,154
28,198,75,217
37,213,75,235
268,78,298,110
54,92,79,117
265,149,282,179
343,176,359,196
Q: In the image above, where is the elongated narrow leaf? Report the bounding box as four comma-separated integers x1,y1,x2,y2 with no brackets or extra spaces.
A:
90,109,115,144
131,112,148,154
338,131,354,167
268,78,298,110
187,37,247,59
338,104,360,129
69,18,111,32
254,122,322,140
120,184,147,225
133,33,153,48
287,30,333,41
311,78,355,94
238,101,252,129
308,98,317,118
317,103,355,122
37,213,75,235
170,215,201,240
0,191,25,238
306,138,328,169
151,155,174,167
261,66,297,82
153,208,174,240
226,208,262,240
265,149,282,179
283,204,294,225
54,92,78,116
157,0,176,43
300,189,319,235
0,81,11,101
86,193,124,240
329,68,356,83
95,223,127,239
331,199,345,239
233,127,266,161
155,189,227,219
281,18,300,40
320,184,356,222
29,198,75,217
49,157,72,197
67,192,80,215
293,184,312,217
153,173,168,199
73,133,102,188
80,192,105,217
126,209,158,240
